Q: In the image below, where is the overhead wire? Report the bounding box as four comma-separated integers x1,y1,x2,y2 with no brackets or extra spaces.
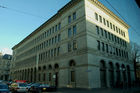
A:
104,0,140,37
0,5,46,19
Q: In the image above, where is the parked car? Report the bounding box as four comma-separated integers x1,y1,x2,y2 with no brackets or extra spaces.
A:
39,84,56,92
10,83,28,93
0,83,10,93
28,83,41,93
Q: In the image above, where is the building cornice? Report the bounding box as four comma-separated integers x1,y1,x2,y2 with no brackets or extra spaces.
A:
89,0,129,29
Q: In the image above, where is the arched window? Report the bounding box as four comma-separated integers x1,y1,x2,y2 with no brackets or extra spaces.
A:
54,64,59,69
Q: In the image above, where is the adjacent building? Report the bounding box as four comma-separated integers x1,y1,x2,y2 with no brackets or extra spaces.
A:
0,54,12,81
10,0,135,88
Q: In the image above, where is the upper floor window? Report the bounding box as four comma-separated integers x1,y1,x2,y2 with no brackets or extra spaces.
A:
100,28,104,36
102,42,105,51
58,23,61,30
103,18,106,25
104,30,107,38
110,23,112,29
95,13,98,21
107,20,109,27
55,25,58,32
99,15,102,23
58,34,61,42
113,25,115,31
97,40,100,50
68,15,71,23
96,26,99,35
73,12,76,20
68,42,72,52
68,28,72,38
73,25,77,35
73,40,77,50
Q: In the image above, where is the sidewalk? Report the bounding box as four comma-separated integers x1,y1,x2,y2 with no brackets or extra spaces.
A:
46,87,140,93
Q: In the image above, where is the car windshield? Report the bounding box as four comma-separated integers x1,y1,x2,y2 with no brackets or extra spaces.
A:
0,84,8,89
19,83,27,87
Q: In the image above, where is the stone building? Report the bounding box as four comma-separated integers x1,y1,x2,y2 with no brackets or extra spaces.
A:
0,54,12,81
10,0,134,88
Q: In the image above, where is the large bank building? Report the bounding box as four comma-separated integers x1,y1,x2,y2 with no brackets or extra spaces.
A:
10,0,135,88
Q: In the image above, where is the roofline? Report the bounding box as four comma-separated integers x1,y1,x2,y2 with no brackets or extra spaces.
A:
12,0,81,50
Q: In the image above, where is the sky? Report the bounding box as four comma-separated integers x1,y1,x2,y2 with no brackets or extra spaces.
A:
0,0,140,55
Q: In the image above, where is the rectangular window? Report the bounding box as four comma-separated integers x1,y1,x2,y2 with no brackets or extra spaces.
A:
68,42,71,52
106,44,108,53
103,18,106,25
52,27,54,33
58,23,61,30
100,28,104,36
52,37,54,44
99,15,102,23
113,25,115,31
43,73,46,81
110,46,112,54
73,12,76,20
104,30,107,38
73,40,77,50
50,28,52,35
108,32,111,40
73,25,76,35
102,42,105,51
107,20,109,27
49,39,51,45
116,26,118,33
55,25,57,32
118,28,121,34
58,34,61,42
116,48,118,56
54,48,56,56
95,13,98,21
71,71,75,82
97,40,100,50
110,23,112,29
57,47,60,55
55,36,57,43
96,26,99,35
68,28,72,38
68,15,71,23
51,49,53,57
49,73,51,81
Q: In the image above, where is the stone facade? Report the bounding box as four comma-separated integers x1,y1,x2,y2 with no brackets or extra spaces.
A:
10,0,134,88
0,54,12,81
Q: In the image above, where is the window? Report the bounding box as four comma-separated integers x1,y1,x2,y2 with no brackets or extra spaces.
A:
54,48,56,56
108,32,111,40
107,20,109,27
52,38,54,44
50,28,52,35
55,25,57,32
71,71,75,82
116,26,118,33
97,40,100,50
113,25,115,31
100,28,104,36
104,30,107,38
99,15,102,23
55,36,57,43
95,13,98,21
73,12,76,20
68,42,72,52
51,49,53,57
68,28,72,38
52,27,54,33
106,44,108,53
118,28,120,34
110,46,112,54
96,26,99,35
73,40,77,50
57,47,60,55
102,42,105,51
49,39,51,45
58,34,61,42
110,23,112,29
103,18,106,25
68,15,71,23
73,25,77,35
49,73,51,81
58,23,61,30
116,48,118,56
43,73,46,81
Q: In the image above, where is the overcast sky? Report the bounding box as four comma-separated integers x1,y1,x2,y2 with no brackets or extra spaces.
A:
0,0,140,55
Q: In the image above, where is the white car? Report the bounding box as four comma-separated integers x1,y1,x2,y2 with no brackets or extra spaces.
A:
10,83,28,93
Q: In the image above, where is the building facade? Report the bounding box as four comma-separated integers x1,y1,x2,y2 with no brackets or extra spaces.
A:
0,54,12,81
10,0,134,88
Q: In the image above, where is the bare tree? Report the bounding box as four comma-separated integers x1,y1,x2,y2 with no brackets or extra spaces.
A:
130,42,140,80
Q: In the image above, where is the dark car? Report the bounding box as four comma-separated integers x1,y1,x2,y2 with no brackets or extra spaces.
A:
28,83,41,93
39,84,56,92
0,84,10,93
